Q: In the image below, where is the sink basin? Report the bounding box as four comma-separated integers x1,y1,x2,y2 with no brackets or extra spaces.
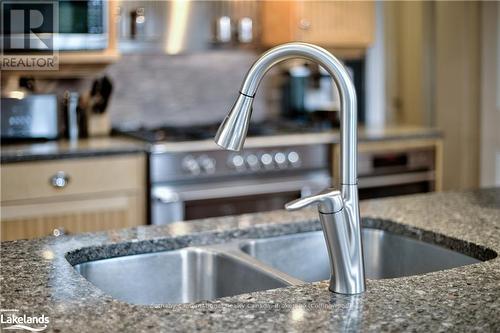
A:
74,247,289,305
73,227,484,305
240,228,481,282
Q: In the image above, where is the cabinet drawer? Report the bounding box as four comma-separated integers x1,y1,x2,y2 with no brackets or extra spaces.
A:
1,193,145,241
1,155,145,202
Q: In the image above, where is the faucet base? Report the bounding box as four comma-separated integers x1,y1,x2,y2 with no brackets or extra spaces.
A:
319,207,365,295
328,283,365,295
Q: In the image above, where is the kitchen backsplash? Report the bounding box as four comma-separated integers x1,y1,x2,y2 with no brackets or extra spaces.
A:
105,50,275,129
1,50,282,130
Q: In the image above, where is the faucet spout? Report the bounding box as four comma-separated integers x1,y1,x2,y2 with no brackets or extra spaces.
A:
214,93,254,151
215,42,357,185
214,42,365,294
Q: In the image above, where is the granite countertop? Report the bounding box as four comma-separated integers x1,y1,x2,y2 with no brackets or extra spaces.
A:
150,126,441,153
0,126,440,161
0,137,146,163
1,188,499,332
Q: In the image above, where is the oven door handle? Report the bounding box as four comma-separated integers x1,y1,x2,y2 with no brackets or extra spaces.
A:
152,174,331,203
152,190,181,204
358,171,435,189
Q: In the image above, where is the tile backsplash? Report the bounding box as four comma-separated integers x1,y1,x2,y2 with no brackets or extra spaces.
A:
105,50,275,129
1,50,281,131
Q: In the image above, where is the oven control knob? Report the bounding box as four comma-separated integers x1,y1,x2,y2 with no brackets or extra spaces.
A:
182,155,201,175
287,151,301,166
230,154,245,170
246,154,260,170
199,155,216,174
261,153,274,169
274,152,287,168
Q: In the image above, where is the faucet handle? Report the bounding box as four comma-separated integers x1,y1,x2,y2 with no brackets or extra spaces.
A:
285,189,344,214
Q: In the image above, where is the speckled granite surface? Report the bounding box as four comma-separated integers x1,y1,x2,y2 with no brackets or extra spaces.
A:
1,189,499,332
1,126,440,160
0,137,145,163
150,126,441,153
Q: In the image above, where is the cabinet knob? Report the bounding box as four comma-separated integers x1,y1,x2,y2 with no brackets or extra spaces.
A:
52,228,66,237
299,18,311,30
50,171,70,188
182,155,201,175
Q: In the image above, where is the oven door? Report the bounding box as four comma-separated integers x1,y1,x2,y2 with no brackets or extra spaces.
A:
358,171,435,200
151,171,331,225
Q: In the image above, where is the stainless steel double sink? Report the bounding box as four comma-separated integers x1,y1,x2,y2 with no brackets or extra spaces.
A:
74,228,481,305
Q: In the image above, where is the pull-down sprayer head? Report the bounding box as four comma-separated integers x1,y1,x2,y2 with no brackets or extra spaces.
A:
214,93,254,151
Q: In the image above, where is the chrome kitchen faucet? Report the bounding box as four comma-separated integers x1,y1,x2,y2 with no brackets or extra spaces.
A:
214,42,365,294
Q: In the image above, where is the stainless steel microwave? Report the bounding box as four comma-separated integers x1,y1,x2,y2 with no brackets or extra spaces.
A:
3,0,108,51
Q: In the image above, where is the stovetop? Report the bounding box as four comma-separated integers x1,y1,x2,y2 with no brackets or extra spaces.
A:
114,120,334,144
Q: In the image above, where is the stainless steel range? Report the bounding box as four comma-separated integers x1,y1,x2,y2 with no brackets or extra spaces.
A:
117,121,332,225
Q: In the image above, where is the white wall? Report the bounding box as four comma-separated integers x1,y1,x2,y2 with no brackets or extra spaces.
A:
365,0,385,128
434,2,482,190
480,2,500,187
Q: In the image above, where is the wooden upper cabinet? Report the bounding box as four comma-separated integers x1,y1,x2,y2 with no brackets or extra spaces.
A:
260,1,298,47
261,1,375,49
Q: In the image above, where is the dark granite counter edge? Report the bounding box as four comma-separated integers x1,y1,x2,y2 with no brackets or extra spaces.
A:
0,147,146,164
63,216,498,268
0,128,442,163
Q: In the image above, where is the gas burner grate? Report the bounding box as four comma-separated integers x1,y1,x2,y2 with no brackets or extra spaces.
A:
114,119,334,143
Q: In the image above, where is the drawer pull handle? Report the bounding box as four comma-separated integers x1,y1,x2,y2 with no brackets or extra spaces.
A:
299,18,311,30
52,228,66,237
50,171,70,188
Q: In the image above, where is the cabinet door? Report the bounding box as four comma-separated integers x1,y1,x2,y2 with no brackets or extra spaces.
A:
1,154,146,241
260,1,375,48
297,1,375,47
1,193,144,241
261,1,298,46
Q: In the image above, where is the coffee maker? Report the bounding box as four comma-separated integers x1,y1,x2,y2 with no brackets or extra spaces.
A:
280,59,365,126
